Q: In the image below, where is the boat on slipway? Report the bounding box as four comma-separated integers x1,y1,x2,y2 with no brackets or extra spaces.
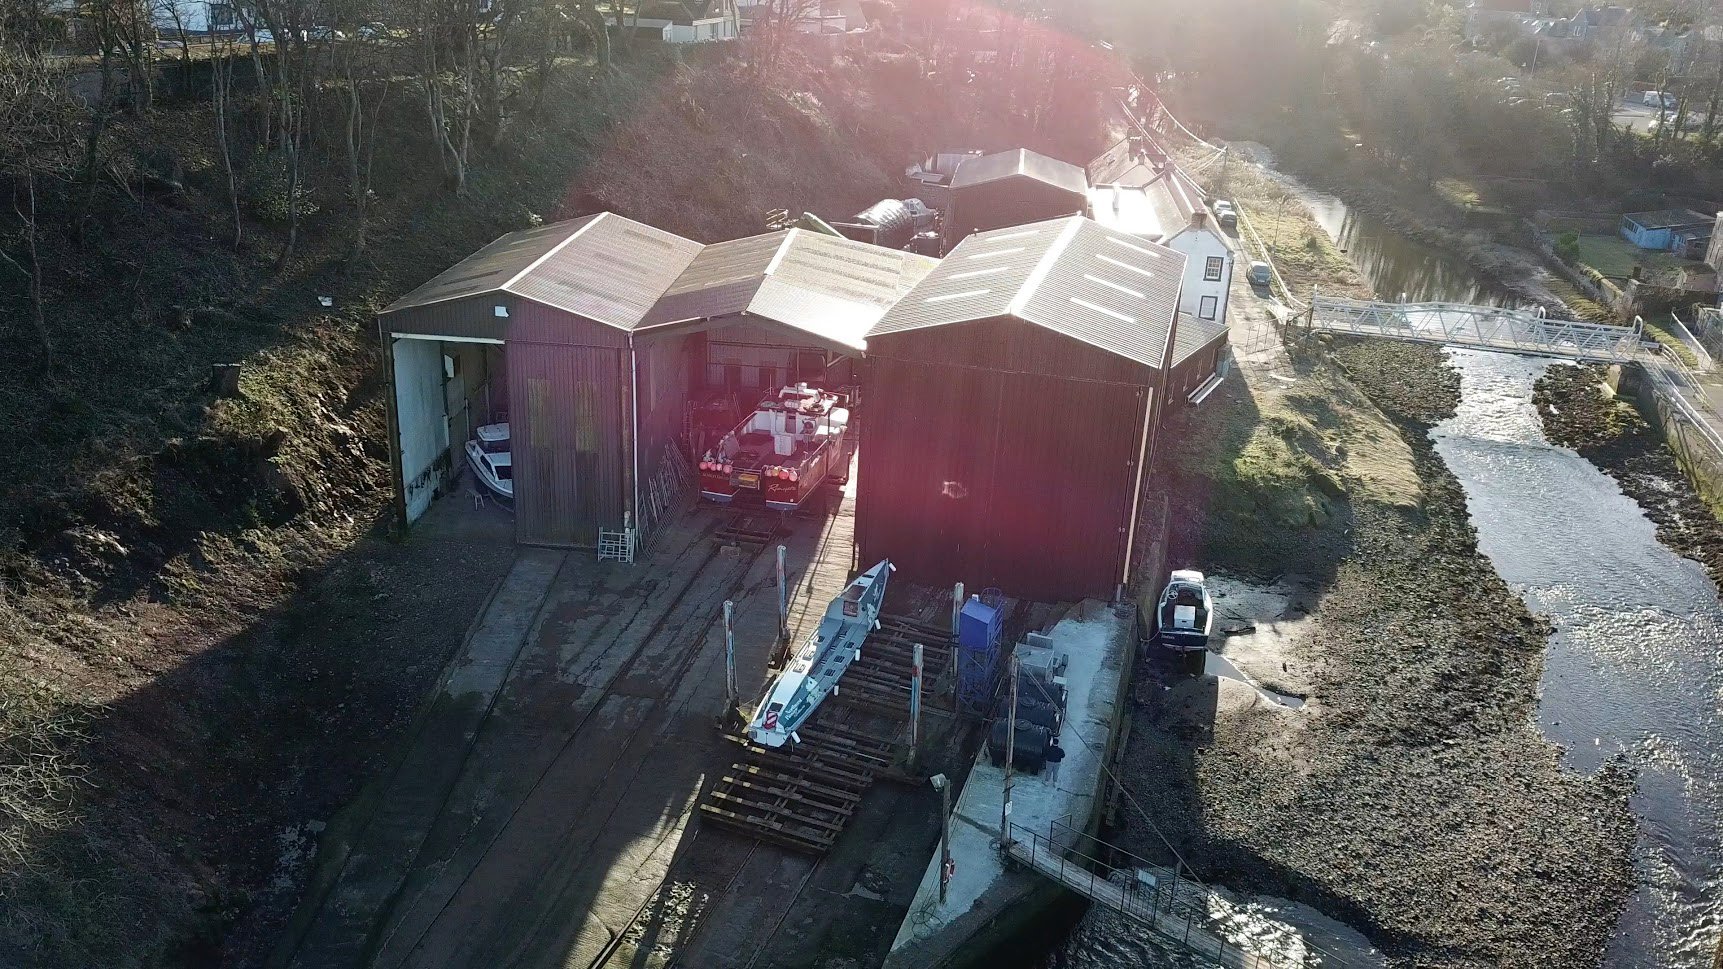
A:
698,384,851,512
747,559,893,748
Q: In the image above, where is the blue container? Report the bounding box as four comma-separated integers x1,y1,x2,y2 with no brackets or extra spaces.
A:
957,596,1005,715
959,597,1003,654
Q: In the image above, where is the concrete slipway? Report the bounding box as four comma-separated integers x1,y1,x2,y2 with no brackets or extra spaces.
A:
884,603,1133,969
273,475,872,969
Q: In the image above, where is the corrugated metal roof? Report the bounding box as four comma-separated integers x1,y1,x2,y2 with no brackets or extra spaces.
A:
870,216,1188,370
380,213,702,330
383,215,602,314
948,149,1088,196
1624,208,1712,230
1172,313,1229,367
639,229,938,350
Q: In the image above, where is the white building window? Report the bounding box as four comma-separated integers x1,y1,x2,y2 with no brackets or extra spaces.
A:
1204,256,1224,282
1199,295,1218,320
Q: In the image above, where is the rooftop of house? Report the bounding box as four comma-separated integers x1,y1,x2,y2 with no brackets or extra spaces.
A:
1624,208,1712,231
948,148,1089,196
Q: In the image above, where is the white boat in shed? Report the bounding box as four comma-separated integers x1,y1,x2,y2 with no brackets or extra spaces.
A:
464,421,514,505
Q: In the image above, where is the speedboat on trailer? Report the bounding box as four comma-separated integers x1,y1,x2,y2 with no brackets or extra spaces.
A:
464,421,513,505
1156,569,1213,653
698,384,850,512
747,559,893,748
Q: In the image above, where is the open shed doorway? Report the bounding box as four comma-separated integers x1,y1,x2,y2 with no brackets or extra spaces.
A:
389,335,507,524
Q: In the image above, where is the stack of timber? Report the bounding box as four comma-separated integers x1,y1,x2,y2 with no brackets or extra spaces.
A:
700,720,901,854
828,615,956,721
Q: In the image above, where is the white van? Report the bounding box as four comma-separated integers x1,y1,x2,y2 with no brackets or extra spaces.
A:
1644,90,1677,109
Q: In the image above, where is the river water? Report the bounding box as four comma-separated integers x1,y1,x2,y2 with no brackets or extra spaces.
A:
1039,182,1722,965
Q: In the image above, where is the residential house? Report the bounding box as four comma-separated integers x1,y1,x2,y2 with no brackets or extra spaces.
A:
153,0,243,34
1569,5,1637,42
1702,213,1723,274
1621,209,1713,251
1087,140,1233,404
631,0,740,42
1464,0,1551,43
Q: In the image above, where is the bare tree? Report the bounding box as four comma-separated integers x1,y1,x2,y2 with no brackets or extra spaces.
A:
0,48,78,368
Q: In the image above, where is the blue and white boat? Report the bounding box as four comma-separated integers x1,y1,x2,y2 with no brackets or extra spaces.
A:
747,559,893,748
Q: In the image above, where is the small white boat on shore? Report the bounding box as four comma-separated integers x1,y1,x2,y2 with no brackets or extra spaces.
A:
465,422,513,505
747,559,893,748
1156,569,1214,653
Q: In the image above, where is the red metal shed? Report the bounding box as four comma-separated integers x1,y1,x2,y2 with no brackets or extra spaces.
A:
859,216,1188,602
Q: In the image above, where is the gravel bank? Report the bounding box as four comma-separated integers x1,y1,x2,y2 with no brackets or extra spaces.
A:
1535,364,1723,583
1121,341,1637,966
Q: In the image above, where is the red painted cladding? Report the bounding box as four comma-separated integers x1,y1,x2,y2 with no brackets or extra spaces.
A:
858,321,1155,602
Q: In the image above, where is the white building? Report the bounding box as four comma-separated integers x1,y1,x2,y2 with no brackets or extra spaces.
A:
633,0,740,42
153,0,242,34
1088,160,1236,328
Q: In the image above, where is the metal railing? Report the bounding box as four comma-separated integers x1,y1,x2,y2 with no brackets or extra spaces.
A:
1307,296,1643,362
1003,818,1356,968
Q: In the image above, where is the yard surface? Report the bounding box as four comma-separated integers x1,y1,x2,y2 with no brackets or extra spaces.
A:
1573,232,1709,280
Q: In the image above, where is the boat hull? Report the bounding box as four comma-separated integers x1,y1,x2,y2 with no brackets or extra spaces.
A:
464,442,514,506
747,560,892,747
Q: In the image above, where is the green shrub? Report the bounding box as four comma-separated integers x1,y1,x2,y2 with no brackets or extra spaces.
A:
1555,230,1580,263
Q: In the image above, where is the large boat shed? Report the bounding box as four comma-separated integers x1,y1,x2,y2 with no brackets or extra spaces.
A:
943,148,1089,249
377,212,702,546
379,216,936,548
637,227,937,400
858,216,1188,602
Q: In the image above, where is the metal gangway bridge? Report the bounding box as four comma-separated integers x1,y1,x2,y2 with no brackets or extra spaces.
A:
1005,818,1368,968
1303,294,1643,363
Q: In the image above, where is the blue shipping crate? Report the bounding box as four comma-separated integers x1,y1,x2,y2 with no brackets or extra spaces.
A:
960,596,1003,653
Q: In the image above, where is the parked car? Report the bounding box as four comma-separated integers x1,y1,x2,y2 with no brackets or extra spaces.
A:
1644,90,1677,109
1212,200,1238,230
1247,261,1272,286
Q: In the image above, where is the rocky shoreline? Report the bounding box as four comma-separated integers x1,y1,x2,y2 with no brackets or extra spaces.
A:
1535,364,1723,584
1118,340,1638,966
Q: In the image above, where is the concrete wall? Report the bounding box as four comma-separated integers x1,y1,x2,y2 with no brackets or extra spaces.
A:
1619,363,1723,512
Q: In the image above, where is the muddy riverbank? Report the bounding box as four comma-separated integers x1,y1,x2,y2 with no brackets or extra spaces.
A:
1109,333,1638,965
1536,365,1723,584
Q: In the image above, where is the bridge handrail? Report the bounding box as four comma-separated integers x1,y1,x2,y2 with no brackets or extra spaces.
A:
1306,296,1642,362
1641,345,1723,460
1006,820,1361,968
